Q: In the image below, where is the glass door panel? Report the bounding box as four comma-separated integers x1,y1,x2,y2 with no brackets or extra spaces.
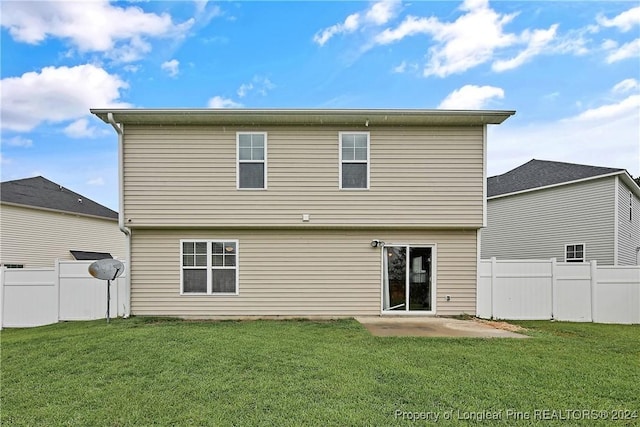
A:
409,247,432,311
383,246,406,311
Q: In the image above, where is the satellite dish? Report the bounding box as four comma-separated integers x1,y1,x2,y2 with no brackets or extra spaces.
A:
88,259,124,323
89,259,125,281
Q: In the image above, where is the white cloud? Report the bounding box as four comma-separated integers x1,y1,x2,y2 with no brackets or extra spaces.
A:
237,83,253,98
374,15,437,45
393,61,407,73
123,64,141,73
237,76,275,98
314,13,360,46
207,96,243,108
0,1,193,62
63,118,105,139
313,0,400,46
107,35,152,63
613,78,640,94
488,84,640,177
1,136,33,147
375,0,521,77
597,6,640,32
605,38,640,63
194,0,209,15
161,59,180,77
438,85,505,109
492,24,558,72
568,94,640,122
365,0,401,25
0,64,130,132
0,154,12,165
87,177,105,186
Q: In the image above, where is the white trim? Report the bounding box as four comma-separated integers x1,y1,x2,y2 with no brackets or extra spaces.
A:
614,176,619,266
488,170,634,200
565,243,586,263
236,132,267,190
380,243,437,315
339,131,370,190
482,124,487,227
179,239,239,296
476,228,481,316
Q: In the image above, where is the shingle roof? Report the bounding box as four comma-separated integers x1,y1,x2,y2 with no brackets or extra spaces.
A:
1,176,118,220
488,159,624,198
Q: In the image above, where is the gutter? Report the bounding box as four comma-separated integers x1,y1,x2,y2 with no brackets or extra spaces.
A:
107,113,132,318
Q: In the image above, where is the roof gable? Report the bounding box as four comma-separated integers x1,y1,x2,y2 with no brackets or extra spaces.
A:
488,160,625,198
1,176,118,220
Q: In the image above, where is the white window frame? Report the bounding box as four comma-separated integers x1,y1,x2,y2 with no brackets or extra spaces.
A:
236,132,267,190
565,243,585,263
339,131,370,190
380,243,437,315
630,192,633,222
180,239,239,295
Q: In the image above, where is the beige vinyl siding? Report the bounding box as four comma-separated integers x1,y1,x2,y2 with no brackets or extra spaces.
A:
130,228,477,317
0,204,126,268
482,177,616,264
122,125,484,228
617,180,640,265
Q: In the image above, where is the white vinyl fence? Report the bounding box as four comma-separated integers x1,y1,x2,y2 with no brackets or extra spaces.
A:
0,260,127,329
478,258,640,324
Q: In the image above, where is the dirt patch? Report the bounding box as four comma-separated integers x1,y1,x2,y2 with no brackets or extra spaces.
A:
473,318,527,333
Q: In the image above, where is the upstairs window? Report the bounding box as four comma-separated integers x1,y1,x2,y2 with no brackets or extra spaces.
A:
340,132,369,189
237,132,267,189
630,192,633,222
181,240,238,294
565,244,585,263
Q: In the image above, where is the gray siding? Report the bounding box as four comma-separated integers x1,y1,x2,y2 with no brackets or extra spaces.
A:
0,204,126,268
130,229,478,317
617,179,640,265
122,125,484,228
482,177,616,264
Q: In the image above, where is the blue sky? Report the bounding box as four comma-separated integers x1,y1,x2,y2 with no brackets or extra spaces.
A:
1,0,639,210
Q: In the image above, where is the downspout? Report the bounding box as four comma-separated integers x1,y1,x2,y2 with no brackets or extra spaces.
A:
107,113,131,318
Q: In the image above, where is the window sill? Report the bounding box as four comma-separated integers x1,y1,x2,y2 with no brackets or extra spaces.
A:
180,292,240,296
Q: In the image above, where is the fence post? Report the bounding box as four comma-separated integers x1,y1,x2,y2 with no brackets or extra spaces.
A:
0,266,5,330
490,257,497,319
589,260,597,323
55,259,61,322
550,258,557,320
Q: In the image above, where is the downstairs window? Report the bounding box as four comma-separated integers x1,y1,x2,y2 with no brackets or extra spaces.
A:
181,240,238,294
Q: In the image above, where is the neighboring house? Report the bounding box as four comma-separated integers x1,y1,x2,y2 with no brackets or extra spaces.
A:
0,176,126,268
91,108,514,317
482,160,640,265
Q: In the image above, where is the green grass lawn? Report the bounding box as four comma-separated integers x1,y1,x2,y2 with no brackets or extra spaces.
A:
1,318,639,426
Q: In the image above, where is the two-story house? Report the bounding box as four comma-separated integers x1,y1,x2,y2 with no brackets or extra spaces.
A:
92,109,514,317
482,159,640,265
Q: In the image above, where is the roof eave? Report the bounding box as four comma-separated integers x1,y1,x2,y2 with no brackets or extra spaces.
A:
0,201,119,221
488,170,640,200
90,108,516,126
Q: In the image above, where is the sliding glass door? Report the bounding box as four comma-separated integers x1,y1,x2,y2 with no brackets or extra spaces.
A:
383,245,434,313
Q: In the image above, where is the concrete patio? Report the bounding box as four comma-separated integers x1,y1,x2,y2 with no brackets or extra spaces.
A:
356,316,529,338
